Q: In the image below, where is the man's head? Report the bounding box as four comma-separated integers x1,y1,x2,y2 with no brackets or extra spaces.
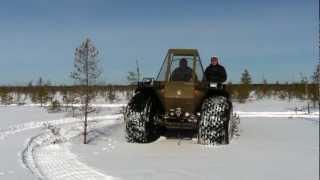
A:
179,58,188,68
211,56,219,66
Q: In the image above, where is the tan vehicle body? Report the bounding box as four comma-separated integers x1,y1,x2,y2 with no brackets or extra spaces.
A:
149,49,209,129
160,81,205,113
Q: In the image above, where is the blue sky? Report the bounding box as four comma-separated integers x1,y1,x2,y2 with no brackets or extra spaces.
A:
0,0,318,85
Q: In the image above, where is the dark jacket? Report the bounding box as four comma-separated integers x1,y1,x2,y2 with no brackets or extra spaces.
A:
204,64,227,83
170,67,193,81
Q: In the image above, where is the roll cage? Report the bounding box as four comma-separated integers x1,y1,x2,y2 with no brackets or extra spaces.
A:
156,49,206,82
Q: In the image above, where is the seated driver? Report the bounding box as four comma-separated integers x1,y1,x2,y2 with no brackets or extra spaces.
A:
170,58,193,81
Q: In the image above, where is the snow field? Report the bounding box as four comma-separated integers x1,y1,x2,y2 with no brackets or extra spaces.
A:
0,97,318,180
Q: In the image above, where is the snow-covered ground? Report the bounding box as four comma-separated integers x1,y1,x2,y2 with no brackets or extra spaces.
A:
0,98,318,180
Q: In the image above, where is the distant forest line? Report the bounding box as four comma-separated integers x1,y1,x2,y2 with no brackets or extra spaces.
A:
0,83,318,106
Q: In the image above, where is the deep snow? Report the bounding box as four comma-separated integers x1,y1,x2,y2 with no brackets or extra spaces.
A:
0,97,318,180
71,117,318,180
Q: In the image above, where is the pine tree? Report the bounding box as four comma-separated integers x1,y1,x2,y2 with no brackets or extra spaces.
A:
311,63,320,107
240,69,252,85
262,77,268,85
238,69,252,103
47,99,61,113
70,38,102,144
257,76,269,99
299,73,309,100
28,80,33,87
37,77,49,107
107,87,116,103
312,64,320,83
62,90,80,117
0,89,13,105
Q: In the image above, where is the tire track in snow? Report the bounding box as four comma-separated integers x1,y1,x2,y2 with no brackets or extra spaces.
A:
0,110,316,141
22,117,122,180
0,104,126,108
0,114,123,140
0,105,123,179
35,144,118,180
235,111,319,118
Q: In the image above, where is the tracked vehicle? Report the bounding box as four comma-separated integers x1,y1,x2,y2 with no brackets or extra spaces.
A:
124,49,239,145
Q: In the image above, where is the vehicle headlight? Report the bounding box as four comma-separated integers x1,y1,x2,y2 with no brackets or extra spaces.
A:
209,82,218,88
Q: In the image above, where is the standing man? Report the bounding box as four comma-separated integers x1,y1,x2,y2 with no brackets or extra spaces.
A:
204,56,227,83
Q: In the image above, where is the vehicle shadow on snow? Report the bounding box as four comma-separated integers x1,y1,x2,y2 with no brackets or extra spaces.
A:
81,123,197,146
164,129,196,140
85,123,125,145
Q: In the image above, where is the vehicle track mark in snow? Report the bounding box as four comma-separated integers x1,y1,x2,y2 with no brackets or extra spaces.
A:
0,114,123,140
235,111,319,118
22,119,122,180
36,144,118,180
0,104,126,108
0,110,316,141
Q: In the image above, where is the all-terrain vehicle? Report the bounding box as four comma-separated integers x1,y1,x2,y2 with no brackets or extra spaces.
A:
124,49,239,145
